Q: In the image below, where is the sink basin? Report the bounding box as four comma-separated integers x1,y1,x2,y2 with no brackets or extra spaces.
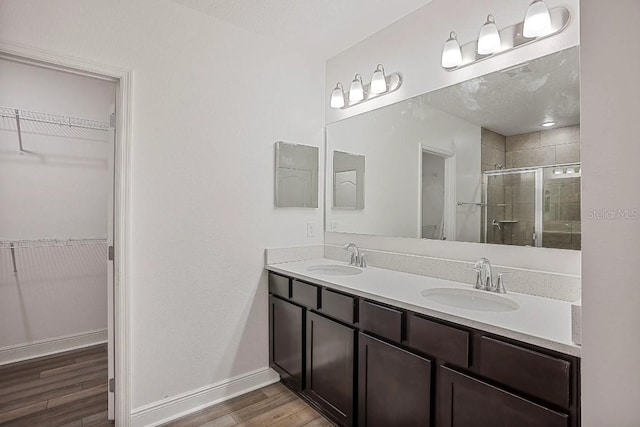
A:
306,264,363,276
421,288,519,312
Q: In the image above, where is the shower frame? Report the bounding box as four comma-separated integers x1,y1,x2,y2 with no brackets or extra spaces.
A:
482,162,581,248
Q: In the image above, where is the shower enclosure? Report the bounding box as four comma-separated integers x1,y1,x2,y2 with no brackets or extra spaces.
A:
483,163,581,250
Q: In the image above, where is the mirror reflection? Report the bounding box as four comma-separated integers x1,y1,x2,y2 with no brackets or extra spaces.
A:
275,141,319,208
333,151,365,210
326,46,580,249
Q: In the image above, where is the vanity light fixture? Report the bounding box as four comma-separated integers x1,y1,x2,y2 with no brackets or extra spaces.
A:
330,83,346,109
349,74,365,103
541,121,556,127
523,0,552,38
477,15,501,55
553,168,563,175
441,3,569,70
370,64,388,94
441,32,463,69
330,65,403,109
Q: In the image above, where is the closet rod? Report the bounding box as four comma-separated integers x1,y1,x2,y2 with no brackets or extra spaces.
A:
0,106,110,131
0,237,107,250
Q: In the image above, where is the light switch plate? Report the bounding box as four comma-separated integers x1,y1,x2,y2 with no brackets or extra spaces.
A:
307,221,316,238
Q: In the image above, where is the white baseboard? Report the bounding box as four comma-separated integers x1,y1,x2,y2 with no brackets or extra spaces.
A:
131,367,280,427
0,329,108,365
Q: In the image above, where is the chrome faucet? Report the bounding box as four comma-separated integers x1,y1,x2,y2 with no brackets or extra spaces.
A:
470,258,508,293
344,243,367,268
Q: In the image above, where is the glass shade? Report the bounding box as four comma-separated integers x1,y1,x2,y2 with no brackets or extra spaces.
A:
477,15,501,55
441,32,462,69
523,0,552,38
370,64,387,94
330,83,345,109
349,74,365,103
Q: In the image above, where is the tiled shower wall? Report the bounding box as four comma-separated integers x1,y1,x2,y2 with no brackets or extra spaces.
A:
506,125,581,168
480,129,507,243
481,125,581,249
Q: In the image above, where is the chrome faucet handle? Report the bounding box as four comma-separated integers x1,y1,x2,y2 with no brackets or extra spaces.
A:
494,272,513,294
467,266,484,290
358,252,367,268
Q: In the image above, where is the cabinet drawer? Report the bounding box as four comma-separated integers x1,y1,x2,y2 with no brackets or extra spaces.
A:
268,273,290,298
291,280,319,309
479,336,572,409
407,314,469,368
320,289,356,324
359,300,403,343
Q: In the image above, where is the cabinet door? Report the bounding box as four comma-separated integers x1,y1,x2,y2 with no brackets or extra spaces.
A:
270,296,304,391
306,311,356,426
359,333,432,427
438,366,568,427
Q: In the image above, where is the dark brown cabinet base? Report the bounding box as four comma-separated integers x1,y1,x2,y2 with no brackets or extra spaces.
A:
267,272,580,427
269,295,304,391
358,333,432,427
439,365,568,427
305,311,356,426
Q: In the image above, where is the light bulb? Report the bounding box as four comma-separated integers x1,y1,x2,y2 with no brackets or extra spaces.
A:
441,32,462,69
541,121,556,127
370,64,387,94
523,0,552,38
349,74,365,103
330,83,345,109
477,15,501,55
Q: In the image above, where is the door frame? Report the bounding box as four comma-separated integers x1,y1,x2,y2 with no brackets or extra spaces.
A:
0,40,133,425
418,144,456,240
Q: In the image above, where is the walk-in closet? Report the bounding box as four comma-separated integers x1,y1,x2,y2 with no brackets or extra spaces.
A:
0,57,116,424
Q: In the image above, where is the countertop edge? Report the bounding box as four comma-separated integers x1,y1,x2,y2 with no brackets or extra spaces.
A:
266,263,581,358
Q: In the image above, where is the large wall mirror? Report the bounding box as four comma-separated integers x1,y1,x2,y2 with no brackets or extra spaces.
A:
326,46,580,250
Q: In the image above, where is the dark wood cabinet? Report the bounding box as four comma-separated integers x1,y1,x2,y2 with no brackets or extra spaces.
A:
358,333,432,427
305,311,356,426
269,295,304,391
438,365,568,427
267,270,580,427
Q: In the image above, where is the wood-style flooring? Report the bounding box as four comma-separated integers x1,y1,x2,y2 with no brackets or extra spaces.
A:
163,382,334,427
0,345,331,427
0,344,110,426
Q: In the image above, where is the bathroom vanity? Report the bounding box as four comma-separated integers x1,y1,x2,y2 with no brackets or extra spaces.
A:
266,260,580,427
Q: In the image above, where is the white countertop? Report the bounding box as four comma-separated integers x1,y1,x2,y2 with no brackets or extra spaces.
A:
266,258,581,357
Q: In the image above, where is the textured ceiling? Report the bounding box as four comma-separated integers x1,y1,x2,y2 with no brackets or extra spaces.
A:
172,0,432,58
422,47,580,136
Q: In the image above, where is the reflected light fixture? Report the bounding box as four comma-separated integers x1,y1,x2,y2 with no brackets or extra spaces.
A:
477,14,501,55
370,64,387,94
541,121,556,127
523,0,552,38
330,82,345,109
441,32,462,69
349,74,365,103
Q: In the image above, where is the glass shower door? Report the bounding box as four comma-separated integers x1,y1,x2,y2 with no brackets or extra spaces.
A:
484,170,538,247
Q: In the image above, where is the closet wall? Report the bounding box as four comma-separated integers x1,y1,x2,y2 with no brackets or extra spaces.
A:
0,59,115,363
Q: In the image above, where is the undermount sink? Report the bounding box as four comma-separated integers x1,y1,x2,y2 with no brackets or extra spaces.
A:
306,264,363,276
421,288,519,312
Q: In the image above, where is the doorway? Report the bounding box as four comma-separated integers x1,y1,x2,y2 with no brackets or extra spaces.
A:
419,147,455,240
0,42,131,424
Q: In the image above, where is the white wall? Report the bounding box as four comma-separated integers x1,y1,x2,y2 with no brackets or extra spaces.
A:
0,0,325,415
327,102,480,240
0,59,113,356
580,0,640,425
